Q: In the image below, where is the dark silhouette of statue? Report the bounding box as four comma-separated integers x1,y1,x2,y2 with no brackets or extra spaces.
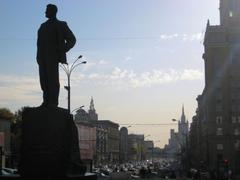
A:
19,5,92,178
37,4,76,107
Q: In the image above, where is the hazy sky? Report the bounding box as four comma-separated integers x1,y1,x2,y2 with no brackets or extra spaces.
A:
0,0,219,147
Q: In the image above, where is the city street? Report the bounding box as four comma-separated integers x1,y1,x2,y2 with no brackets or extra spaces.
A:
98,172,190,180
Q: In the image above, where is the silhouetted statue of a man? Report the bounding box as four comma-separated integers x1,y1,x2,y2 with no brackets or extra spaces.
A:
37,4,76,107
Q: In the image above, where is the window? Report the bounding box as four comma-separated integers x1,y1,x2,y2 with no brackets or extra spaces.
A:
217,128,223,135
217,144,223,150
235,140,240,151
215,92,222,101
234,129,240,135
232,116,237,123
216,116,223,124
231,91,240,100
216,104,222,112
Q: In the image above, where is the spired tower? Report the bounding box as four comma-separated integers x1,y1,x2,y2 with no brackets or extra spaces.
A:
178,105,189,146
88,97,98,121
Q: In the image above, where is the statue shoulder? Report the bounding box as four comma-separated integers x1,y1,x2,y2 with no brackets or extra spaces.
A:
56,20,68,27
38,22,46,31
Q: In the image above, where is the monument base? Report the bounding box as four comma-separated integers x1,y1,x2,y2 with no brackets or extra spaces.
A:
19,106,86,178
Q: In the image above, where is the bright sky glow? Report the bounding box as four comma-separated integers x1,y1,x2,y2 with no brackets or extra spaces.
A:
0,0,219,147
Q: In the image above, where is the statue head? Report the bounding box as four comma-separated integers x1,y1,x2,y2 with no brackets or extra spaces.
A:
45,4,58,19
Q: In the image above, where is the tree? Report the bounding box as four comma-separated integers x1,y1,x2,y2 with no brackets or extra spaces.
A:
11,107,25,134
11,107,27,168
0,108,14,121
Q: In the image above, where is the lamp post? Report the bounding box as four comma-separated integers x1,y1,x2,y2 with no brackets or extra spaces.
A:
60,55,87,113
71,105,84,121
71,105,84,114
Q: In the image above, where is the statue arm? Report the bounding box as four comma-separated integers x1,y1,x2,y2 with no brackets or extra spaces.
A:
36,27,41,64
63,22,76,52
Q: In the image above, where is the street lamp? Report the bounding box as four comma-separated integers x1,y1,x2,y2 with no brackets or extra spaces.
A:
71,105,84,114
60,55,87,112
172,118,177,122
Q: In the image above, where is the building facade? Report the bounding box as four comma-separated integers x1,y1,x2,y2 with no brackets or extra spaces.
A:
95,122,108,165
0,118,11,167
143,140,154,161
190,0,240,174
74,120,96,170
127,134,144,161
164,106,189,160
88,97,98,121
164,129,179,158
96,120,119,163
178,105,189,147
74,98,120,165
119,127,128,163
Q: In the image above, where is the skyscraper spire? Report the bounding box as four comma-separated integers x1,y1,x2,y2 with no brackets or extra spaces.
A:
89,96,95,112
88,97,98,121
181,104,186,123
182,104,185,116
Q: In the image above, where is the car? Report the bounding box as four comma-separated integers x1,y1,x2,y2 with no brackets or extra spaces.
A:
2,168,18,174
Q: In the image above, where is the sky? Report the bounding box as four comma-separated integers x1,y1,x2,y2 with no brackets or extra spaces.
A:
0,0,220,147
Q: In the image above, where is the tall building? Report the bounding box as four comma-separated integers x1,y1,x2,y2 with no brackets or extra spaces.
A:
75,121,96,171
96,120,119,163
190,0,240,174
75,97,98,122
75,108,90,122
88,97,98,121
74,98,120,164
164,129,179,158
143,140,154,161
164,105,189,160
95,121,108,165
119,127,128,163
178,105,189,147
127,134,144,161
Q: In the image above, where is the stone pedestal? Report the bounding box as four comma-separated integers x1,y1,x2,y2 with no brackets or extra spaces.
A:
19,107,86,178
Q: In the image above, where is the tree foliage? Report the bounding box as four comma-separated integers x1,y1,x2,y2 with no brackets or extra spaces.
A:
0,108,14,120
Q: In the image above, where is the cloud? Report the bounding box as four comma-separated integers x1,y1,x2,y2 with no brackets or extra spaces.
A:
0,68,203,106
159,33,204,42
0,74,41,105
82,62,96,71
99,60,108,65
160,33,179,40
87,67,204,88
124,56,133,62
182,33,203,42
